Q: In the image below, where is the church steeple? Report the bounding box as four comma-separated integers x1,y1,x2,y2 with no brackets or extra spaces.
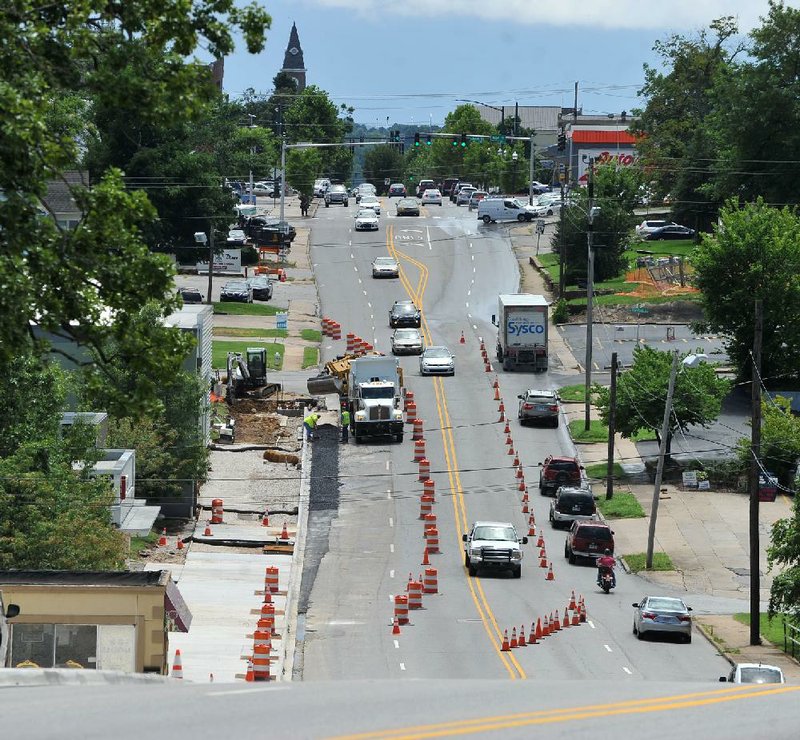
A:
280,23,306,91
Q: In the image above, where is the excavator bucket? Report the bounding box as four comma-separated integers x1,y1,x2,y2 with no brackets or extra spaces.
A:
306,373,342,396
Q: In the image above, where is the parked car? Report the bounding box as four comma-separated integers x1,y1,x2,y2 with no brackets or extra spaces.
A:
246,276,273,301
456,187,478,206
463,521,527,578
358,194,381,215
178,287,204,304
635,219,676,236
565,521,615,564
252,181,276,196
325,184,349,207
354,208,380,231
396,198,420,216
632,596,693,643
532,195,561,216
720,663,785,684
388,183,407,197
467,191,488,210
416,179,435,198
419,346,455,376
389,300,421,328
220,280,253,303
391,328,424,355
539,455,584,495
646,224,696,241
518,389,560,428
371,256,399,278
421,188,443,206
549,486,597,529
529,180,552,195
226,228,247,246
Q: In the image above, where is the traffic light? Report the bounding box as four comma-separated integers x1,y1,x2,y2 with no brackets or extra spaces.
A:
557,129,566,151
461,133,467,148
426,134,431,146
414,132,420,147
452,137,459,147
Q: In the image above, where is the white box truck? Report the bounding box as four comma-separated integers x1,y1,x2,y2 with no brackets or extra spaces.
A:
492,294,549,371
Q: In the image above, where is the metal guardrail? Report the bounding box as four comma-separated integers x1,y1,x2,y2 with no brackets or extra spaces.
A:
783,620,800,659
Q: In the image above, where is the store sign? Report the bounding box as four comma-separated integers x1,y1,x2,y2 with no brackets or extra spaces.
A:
196,249,242,275
577,148,640,185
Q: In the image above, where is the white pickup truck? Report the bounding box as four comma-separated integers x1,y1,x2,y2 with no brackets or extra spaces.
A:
462,520,528,578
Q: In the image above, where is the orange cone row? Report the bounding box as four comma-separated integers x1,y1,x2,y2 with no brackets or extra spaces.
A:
501,595,587,649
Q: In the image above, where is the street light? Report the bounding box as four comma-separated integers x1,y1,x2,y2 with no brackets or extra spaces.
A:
511,151,519,194
456,98,506,131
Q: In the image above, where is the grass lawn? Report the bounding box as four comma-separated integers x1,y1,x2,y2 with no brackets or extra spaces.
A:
568,292,703,307
733,612,792,649
585,461,625,481
129,530,158,555
558,384,586,403
212,327,288,338
213,301,286,316
212,340,285,370
630,238,696,259
623,552,674,572
631,427,658,443
598,492,646,519
569,419,607,443
538,252,560,284
302,346,319,368
300,328,323,342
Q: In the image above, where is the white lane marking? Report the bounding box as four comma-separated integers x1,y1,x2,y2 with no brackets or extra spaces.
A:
399,663,406,671
390,543,394,553
370,314,374,320
389,517,394,527
367,302,372,308
622,667,633,675
388,594,394,602
363,289,367,295
467,290,471,296
465,302,469,308
387,489,392,499
471,322,476,328
588,620,595,629
386,461,391,471
470,243,473,250
394,640,400,649
390,569,395,579
354,266,358,272
604,644,612,653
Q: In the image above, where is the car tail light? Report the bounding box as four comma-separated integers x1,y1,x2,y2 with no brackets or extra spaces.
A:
678,615,691,622
549,405,558,412
523,403,534,410
642,612,656,620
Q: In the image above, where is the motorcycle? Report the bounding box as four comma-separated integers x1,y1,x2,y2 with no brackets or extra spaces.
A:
598,567,615,594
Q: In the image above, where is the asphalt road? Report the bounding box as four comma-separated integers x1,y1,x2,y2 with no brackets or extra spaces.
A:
299,197,733,686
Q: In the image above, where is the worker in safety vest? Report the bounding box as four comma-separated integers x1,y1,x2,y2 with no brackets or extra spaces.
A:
303,411,319,441
340,408,350,443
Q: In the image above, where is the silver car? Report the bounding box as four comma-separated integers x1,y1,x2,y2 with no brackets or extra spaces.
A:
358,194,381,215
391,328,423,355
518,389,560,427
632,596,693,643
721,663,785,684
372,256,399,278
419,346,455,376
456,187,477,206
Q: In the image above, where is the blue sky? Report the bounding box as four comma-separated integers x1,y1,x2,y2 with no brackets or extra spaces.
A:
219,0,795,127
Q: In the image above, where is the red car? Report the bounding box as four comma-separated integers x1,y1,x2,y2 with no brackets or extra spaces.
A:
538,455,584,496
565,521,615,564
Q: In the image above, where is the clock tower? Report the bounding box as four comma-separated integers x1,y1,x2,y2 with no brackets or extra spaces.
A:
280,23,306,92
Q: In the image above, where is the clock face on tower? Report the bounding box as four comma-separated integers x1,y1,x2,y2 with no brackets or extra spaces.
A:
289,47,299,55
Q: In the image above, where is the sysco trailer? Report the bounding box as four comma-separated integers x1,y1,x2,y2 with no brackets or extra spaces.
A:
492,294,549,371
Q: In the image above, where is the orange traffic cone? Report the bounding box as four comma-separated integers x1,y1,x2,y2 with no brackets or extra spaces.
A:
571,609,581,626
522,501,529,514
507,445,515,456
518,625,527,647
536,531,544,548
504,421,511,435
539,552,548,568
176,537,184,551
506,434,513,446
245,659,254,682
158,528,168,546
510,627,518,649
204,524,213,536
279,522,289,541
580,598,587,622
172,649,184,679
261,511,270,527
480,339,486,352
562,609,570,629
501,629,510,651
516,466,524,479
569,590,577,611
422,547,430,566
493,376,499,389
529,622,538,644
518,478,526,491
498,409,505,423
512,454,520,467
542,615,550,636
460,331,465,344
392,617,401,635
535,618,543,640
494,385,501,401
546,563,555,581
521,489,529,503
553,610,561,631
528,520,536,537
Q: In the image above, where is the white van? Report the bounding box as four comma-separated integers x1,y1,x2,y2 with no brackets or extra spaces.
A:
477,197,539,224
313,178,331,197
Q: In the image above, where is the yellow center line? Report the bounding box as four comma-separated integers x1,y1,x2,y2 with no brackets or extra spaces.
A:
326,684,800,740
385,224,524,679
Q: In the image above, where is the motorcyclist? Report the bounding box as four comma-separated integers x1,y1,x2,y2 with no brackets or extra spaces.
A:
596,549,616,588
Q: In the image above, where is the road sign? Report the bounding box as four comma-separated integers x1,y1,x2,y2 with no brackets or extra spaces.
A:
536,219,546,235
276,312,288,330
467,135,483,142
490,135,506,143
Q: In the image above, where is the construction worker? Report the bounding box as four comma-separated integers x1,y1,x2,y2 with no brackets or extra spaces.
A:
303,411,319,441
340,407,350,443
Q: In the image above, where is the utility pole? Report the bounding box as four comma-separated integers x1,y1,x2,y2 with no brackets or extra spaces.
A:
583,158,595,432
279,136,286,226
646,350,680,569
569,82,578,187
748,299,763,646
528,132,536,206
206,220,215,306
606,352,618,500
514,101,519,137
559,183,566,298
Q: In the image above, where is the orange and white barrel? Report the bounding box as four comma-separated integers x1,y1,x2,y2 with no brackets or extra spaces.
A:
406,401,417,424
419,493,434,519
404,390,415,413
423,479,435,501
407,579,423,610
425,526,440,554
321,318,330,336
346,333,356,353
413,438,426,462
418,457,431,481
423,512,437,533
252,642,271,681
412,418,424,440
253,627,272,653
331,322,342,340
363,342,373,351
211,498,224,524
265,566,279,593
394,594,409,625
423,567,439,594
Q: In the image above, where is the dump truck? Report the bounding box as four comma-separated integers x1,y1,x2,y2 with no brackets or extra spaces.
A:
491,294,549,372
307,354,405,443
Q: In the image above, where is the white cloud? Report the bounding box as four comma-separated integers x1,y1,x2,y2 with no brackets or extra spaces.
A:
310,0,798,31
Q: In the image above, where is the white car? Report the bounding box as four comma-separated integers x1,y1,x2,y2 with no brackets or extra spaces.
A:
532,196,561,216
358,194,381,215
354,208,379,231
720,663,785,684
635,219,677,236
530,180,551,194
419,346,455,376
371,256,399,278
391,328,424,355
252,182,275,195
421,189,443,206
355,183,377,202
226,228,247,245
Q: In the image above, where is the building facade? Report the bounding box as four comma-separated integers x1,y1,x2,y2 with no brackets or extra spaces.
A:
280,23,307,92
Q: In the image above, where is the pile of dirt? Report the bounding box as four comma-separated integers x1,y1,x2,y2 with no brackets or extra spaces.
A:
588,300,705,325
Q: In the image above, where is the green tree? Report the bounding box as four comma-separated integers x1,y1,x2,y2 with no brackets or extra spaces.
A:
738,397,800,490
768,493,800,617
693,198,800,381
365,146,406,193
286,149,323,200
554,163,643,283
593,346,730,458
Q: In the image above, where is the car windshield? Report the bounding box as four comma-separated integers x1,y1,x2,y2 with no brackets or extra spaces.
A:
360,387,395,399
225,282,248,290
361,196,377,203
646,597,685,611
395,330,419,339
738,667,783,684
424,348,450,358
228,230,244,238
394,305,417,315
248,278,268,286
374,258,395,265
549,460,578,471
356,210,375,218
473,526,516,541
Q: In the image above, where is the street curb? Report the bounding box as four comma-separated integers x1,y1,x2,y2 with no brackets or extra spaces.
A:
695,621,736,667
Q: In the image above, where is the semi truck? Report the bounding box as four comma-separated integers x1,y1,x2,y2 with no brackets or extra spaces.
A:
492,294,549,372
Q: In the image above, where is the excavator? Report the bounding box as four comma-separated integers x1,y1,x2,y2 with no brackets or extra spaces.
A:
226,348,281,400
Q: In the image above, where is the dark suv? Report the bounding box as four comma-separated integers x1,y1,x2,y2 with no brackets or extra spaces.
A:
549,486,597,529
325,184,349,207
389,300,421,328
565,521,615,564
538,455,584,496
